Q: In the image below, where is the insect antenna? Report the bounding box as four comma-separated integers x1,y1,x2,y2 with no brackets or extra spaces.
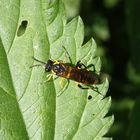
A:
30,64,43,68
32,57,46,64
30,57,46,68
62,46,72,64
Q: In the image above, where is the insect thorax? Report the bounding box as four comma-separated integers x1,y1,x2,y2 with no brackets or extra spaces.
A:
52,63,66,74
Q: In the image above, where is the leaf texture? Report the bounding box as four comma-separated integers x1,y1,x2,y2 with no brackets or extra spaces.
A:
0,0,114,140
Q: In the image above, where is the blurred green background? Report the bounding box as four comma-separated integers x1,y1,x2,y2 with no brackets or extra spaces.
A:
63,0,140,140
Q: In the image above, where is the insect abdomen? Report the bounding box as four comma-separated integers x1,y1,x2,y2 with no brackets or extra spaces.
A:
68,68,100,85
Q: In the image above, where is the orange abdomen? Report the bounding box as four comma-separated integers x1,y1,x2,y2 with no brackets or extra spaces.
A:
56,64,100,85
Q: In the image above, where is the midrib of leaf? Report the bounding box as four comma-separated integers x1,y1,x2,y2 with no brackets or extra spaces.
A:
41,1,67,139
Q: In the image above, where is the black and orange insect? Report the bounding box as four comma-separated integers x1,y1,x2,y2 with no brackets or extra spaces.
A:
31,46,103,96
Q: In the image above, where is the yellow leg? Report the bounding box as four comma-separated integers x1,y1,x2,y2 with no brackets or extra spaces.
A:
57,79,69,97
59,78,65,88
44,74,53,82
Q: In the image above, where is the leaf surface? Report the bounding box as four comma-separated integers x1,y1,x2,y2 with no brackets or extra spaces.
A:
0,0,113,140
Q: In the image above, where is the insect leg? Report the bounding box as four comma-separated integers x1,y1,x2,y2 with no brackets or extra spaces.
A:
77,84,89,89
57,79,70,97
89,85,104,96
78,84,103,96
86,64,96,72
76,61,87,69
45,74,53,82
76,62,96,72
59,78,65,88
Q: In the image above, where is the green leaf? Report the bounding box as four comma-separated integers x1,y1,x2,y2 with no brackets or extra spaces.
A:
0,0,114,140
62,0,81,19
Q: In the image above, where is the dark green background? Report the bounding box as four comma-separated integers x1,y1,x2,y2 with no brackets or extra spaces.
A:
64,0,140,140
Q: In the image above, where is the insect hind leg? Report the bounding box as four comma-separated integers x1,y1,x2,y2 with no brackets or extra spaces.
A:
78,84,103,96
78,84,89,89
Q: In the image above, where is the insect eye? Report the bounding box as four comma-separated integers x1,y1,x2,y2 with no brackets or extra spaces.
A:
45,60,53,72
45,67,51,72
45,64,52,72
